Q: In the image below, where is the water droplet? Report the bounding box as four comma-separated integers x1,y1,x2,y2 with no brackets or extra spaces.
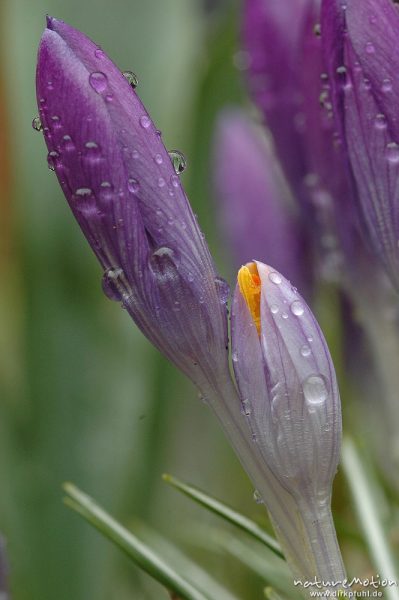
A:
132,149,139,160
122,70,139,88
140,115,151,129
281,312,289,319
61,135,75,152
269,272,282,285
84,141,102,162
32,116,43,132
363,78,371,91
290,300,304,316
300,344,311,357
128,178,140,194
102,267,124,301
170,174,180,188
75,187,93,198
386,142,399,164
303,374,329,406
99,181,113,203
168,150,187,175
382,78,393,93
158,177,165,188
89,71,108,93
336,65,347,75
307,335,313,343
313,23,321,36
270,305,279,314
154,153,163,165
365,42,375,54
375,113,387,129
232,352,238,363
253,490,263,504
47,150,59,171
215,276,230,304
95,48,105,59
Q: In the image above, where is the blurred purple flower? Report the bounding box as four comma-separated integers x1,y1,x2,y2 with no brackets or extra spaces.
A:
242,0,313,200
213,109,311,294
231,262,345,583
36,17,230,395
322,0,399,289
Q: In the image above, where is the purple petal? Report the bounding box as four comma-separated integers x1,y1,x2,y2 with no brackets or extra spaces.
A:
213,109,311,293
231,262,342,503
36,17,230,390
322,0,399,288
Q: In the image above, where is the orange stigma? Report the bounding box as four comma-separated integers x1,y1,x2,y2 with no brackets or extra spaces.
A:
237,262,261,335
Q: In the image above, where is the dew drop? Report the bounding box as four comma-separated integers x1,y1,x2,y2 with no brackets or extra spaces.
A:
128,178,140,194
336,65,347,75
32,116,43,132
365,42,375,54
122,70,139,88
75,187,93,198
170,174,180,188
270,305,279,314
303,374,328,406
154,153,163,165
232,352,239,363
300,344,311,357
168,150,187,175
158,177,166,188
307,335,313,343
84,141,102,162
140,115,151,129
386,142,399,164
89,71,108,93
375,113,387,130
132,149,139,160
290,300,304,316
102,267,124,301
313,23,321,36
281,312,289,320
215,276,230,304
269,272,282,285
95,48,105,59
382,78,393,93
47,150,59,171
61,135,76,152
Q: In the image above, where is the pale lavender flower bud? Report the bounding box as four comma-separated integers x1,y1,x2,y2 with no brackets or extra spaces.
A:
231,261,345,584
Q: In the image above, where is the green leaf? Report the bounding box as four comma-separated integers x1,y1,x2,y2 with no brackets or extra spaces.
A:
162,474,283,559
63,483,210,600
342,439,399,600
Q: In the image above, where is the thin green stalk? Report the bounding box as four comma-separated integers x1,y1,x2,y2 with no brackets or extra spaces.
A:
63,483,210,600
342,439,399,600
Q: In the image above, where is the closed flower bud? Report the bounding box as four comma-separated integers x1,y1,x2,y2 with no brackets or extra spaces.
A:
232,261,345,584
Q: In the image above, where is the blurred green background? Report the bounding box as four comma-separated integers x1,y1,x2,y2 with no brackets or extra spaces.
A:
0,0,274,598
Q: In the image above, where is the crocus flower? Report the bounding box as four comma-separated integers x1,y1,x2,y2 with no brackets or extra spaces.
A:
36,17,343,588
213,109,311,295
232,261,345,584
321,0,399,290
36,16,231,397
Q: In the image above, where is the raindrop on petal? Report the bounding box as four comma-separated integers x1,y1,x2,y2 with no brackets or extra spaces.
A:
102,267,124,301
47,150,59,171
140,115,151,129
168,150,187,175
32,116,43,132
303,374,329,406
290,300,304,316
122,70,139,88
269,272,282,285
89,71,108,93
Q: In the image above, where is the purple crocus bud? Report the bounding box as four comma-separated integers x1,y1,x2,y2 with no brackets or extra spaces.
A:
231,262,345,584
213,109,311,295
36,17,230,395
321,0,399,289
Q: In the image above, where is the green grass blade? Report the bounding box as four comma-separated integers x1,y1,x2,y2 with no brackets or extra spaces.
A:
342,439,399,600
63,483,210,600
264,587,286,600
162,474,283,558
